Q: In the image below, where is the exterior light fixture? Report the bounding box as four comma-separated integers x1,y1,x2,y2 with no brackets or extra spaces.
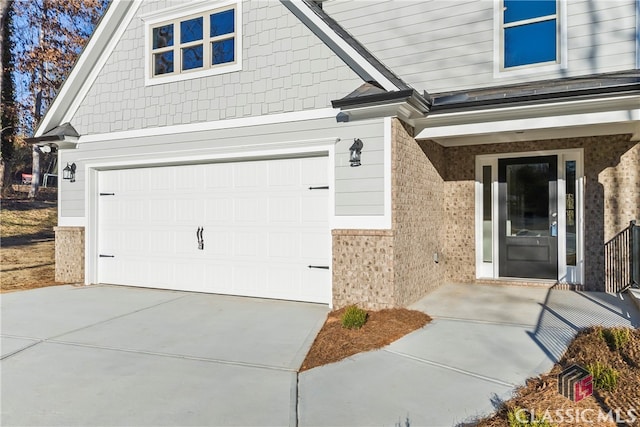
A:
349,138,363,167
62,162,76,182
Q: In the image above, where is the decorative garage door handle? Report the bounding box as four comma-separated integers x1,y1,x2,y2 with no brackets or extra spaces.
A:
308,186,329,190
197,227,204,250
308,265,330,269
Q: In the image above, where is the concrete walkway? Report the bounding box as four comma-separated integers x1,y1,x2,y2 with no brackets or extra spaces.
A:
298,284,640,426
1,285,328,426
2,284,639,426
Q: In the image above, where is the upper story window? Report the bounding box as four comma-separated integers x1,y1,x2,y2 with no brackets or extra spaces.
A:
497,0,565,74
144,1,241,85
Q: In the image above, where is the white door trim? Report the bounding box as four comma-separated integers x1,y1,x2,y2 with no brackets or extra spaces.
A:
475,148,584,283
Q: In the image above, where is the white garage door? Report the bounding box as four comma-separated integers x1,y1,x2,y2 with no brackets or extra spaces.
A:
97,156,331,304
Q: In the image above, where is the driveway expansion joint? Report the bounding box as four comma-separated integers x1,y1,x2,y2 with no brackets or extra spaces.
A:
384,349,517,388
46,293,190,342
429,315,577,330
44,338,298,372
0,338,44,360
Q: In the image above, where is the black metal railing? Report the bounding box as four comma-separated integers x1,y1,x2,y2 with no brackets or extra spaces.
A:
604,220,639,293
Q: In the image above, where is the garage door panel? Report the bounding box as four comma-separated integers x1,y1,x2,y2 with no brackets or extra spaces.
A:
234,198,266,223
204,163,233,189
301,157,328,184
204,198,233,223
148,199,175,223
98,156,330,304
268,232,300,258
234,231,263,257
268,197,300,223
268,160,300,187
301,196,329,223
301,232,330,260
234,162,267,188
204,229,232,256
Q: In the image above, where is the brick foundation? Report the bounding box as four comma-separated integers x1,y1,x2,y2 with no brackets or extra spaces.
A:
54,226,85,283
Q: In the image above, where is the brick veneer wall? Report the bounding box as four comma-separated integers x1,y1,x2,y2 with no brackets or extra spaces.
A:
332,230,395,309
391,120,446,306
441,134,639,291
54,226,85,283
332,119,446,309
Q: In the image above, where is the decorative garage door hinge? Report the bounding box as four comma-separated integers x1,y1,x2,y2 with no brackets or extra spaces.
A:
99,254,115,258
99,192,115,196
308,186,329,190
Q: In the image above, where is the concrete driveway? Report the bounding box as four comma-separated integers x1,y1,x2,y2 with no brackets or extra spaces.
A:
3,284,639,427
298,284,640,427
1,285,328,426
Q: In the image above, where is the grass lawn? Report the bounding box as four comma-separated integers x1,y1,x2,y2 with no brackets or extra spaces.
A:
1,197,61,292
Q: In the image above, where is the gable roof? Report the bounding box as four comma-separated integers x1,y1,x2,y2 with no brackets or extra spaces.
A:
280,0,410,92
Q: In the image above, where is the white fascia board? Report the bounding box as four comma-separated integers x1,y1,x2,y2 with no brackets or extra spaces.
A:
419,109,640,140
77,108,340,143
416,95,640,139
285,0,400,92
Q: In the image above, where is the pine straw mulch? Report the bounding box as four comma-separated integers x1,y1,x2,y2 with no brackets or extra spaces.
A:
300,307,431,372
476,326,640,427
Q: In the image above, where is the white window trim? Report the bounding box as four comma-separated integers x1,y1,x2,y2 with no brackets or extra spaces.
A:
475,149,584,284
142,0,242,86
493,0,567,78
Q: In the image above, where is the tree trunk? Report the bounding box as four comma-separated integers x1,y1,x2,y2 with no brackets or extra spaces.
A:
27,145,39,198
0,0,8,92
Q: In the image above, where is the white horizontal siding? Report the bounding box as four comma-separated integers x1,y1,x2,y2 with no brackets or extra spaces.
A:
324,0,638,93
59,117,385,219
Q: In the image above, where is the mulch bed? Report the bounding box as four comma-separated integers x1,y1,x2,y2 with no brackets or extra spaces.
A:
477,327,640,427
300,307,431,371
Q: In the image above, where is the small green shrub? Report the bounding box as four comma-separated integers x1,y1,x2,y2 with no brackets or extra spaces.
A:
507,407,554,427
600,327,630,351
587,361,619,391
341,305,368,329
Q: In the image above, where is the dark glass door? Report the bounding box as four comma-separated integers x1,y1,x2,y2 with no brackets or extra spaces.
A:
498,156,558,279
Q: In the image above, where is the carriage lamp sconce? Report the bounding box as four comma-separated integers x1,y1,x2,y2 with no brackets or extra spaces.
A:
62,162,76,182
349,138,363,167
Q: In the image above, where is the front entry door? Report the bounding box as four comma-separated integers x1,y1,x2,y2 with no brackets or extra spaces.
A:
498,156,558,279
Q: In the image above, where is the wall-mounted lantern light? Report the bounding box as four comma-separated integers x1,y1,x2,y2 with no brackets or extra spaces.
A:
349,138,363,167
62,162,76,182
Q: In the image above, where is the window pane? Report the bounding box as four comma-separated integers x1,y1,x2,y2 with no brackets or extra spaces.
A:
504,0,556,23
212,38,234,64
210,9,234,37
504,19,556,67
506,162,550,236
566,161,577,266
482,166,492,263
182,45,203,70
154,51,174,75
181,17,203,44
153,24,174,49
